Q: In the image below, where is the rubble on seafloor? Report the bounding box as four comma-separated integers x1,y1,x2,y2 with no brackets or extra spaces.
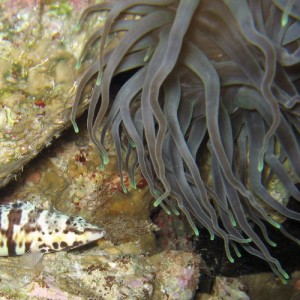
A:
195,272,300,300
195,276,249,300
0,249,200,300
240,271,300,300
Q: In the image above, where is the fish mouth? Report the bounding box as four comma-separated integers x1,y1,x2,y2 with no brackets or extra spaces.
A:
85,228,106,238
64,237,104,252
85,228,106,233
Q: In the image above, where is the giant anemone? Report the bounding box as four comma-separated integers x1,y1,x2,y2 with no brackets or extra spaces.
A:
71,0,300,283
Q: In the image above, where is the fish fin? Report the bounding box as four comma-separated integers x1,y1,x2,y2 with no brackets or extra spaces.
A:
20,250,44,269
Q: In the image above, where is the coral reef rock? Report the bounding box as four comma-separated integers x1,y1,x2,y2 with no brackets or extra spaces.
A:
0,249,200,300
0,0,104,188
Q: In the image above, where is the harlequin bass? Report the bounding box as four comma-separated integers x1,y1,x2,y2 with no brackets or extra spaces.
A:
0,201,105,265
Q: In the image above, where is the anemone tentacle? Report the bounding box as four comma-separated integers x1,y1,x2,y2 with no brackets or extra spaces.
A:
72,0,300,283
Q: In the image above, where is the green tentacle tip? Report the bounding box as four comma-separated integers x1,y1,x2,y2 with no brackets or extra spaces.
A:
210,233,215,241
281,15,288,27
75,22,81,31
143,47,153,62
173,209,180,216
283,271,289,280
193,226,199,236
229,257,234,263
161,203,171,215
154,197,165,207
121,184,128,194
131,180,137,189
272,220,281,229
71,120,79,133
103,155,109,165
153,200,159,207
230,216,237,227
75,61,81,70
129,140,136,148
99,162,104,171
269,241,277,247
144,53,150,62
96,74,102,86
143,56,148,62
153,190,163,207
258,159,264,172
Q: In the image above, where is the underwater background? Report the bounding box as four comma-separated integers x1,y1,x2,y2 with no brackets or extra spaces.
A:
0,0,299,299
